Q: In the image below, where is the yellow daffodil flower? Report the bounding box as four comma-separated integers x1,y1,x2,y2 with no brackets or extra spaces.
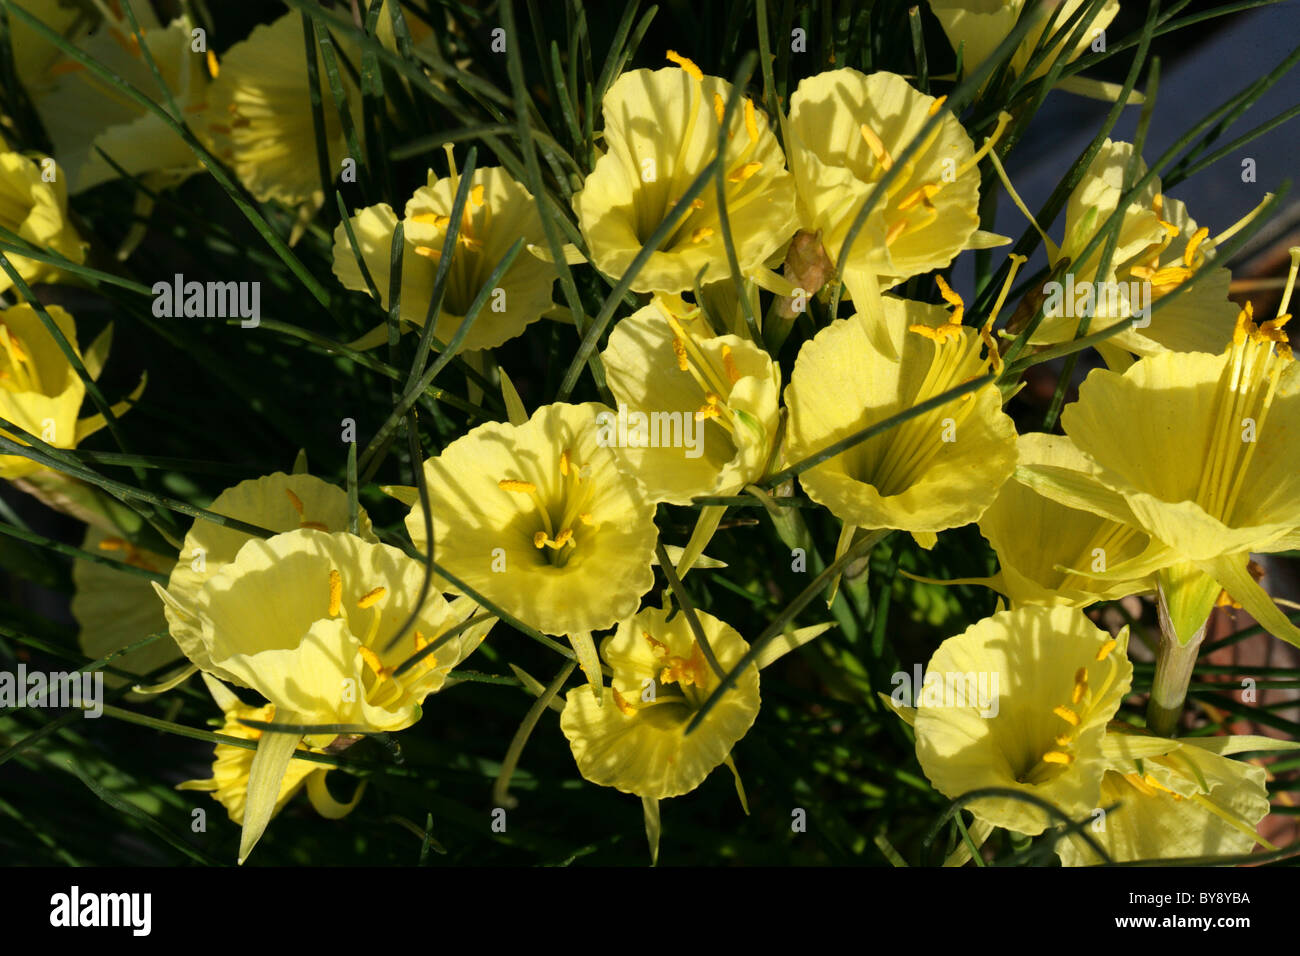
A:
911,605,1132,836
333,157,557,351
4,0,97,102
156,527,493,862
1018,298,1300,649
572,51,798,294
0,147,87,290
204,11,361,205
928,0,1119,88
0,305,142,480
783,292,1017,538
177,674,341,829
404,402,658,692
158,471,376,684
1028,139,1238,368
31,8,210,193
73,527,180,689
785,69,1006,298
560,604,759,800
599,293,780,504
1057,727,1299,865
975,433,1155,607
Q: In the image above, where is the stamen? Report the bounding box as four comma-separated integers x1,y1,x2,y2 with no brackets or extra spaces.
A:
673,336,690,371
927,95,947,116
744,99,758,144
359,645,391,683
721,344,741,384
885,219,908,245
612,687,636,716
357,586,387,609
897,183,941,211
728,161,763,183
328,569,342,617
666,50,703,82
908,322,963,344
206,49,220,78
1053,705,1080,727
499,479,537,494
533,531,549,549
285,489,304,514
1096,639,1117,661
560,449,571,477
713,93,726,126
858,123,893,171
691,227,715,243
934,275,965,324
956,111,1011,178
1041,751,1073,765
1071,667,1088,704
1125,772,1159,797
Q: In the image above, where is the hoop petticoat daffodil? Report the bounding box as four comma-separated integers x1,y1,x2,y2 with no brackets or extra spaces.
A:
73,527,181,691
158,471,377,686
0,147,87,291
572,52,798,294
403,402,658,694
783,294,1017,539
177,674,352,830
1029,140,1238,368
908,605,1133,836
1055,727,1300,866
599,294,780,504
1017,299,1300,647
928,0,1119,88
204,11,361,206
560,605,762,802
974,433,1155,608
4,0,97,101
784,69,1008,302
0,304,143,480
333,156,557,352
31,7,211,194
155,528,494,862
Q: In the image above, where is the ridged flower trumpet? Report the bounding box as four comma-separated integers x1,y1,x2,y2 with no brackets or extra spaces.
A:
785,69,1006,301
30,7,211,193
928,0,1119,88
159,471,376,684
155,528,494,862
1017,293,1300,649
204,11,361,205
910,605,1132,836
560,605,760,800
404,402,658,694
333,156,557,352
599,293,781,504
1056,727,1299,865
783,291,1017,539
573,52,798,294
1027,140,1238,369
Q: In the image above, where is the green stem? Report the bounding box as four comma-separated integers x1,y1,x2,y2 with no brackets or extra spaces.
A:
1147,583,1207,736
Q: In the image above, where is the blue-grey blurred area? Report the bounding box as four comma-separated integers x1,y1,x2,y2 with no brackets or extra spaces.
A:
991,2,1299,281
